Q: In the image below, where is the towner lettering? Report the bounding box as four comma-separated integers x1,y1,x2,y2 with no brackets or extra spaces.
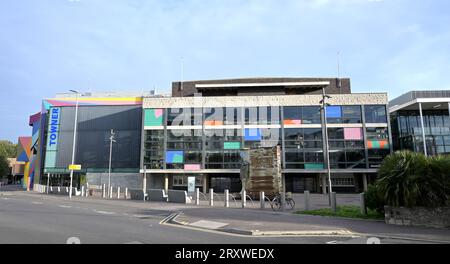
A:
48,108,60,146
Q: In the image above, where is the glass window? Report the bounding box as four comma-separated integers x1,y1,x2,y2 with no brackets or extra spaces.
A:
302,106,321,124
365,105,387,123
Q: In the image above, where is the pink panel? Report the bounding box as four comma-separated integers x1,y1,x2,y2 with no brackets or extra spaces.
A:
184,164,201,171
154,109,163,118
344,128,362,140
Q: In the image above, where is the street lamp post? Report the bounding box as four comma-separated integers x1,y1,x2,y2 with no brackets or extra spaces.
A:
108,129,116,197
320,87,333,202
69,90,80,199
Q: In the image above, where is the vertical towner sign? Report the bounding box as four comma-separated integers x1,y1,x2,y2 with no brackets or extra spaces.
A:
45,107,61,169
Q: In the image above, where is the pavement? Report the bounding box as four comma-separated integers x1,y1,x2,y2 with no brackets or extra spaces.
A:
1,187,449,244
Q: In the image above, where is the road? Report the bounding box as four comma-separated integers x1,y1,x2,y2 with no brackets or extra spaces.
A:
0,189,446,244
0,191,350,244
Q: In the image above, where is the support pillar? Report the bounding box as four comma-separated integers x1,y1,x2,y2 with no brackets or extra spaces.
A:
419,102,428,156
164,174,169,194
362,174,368,192
202,175,208,194
322,174,327,194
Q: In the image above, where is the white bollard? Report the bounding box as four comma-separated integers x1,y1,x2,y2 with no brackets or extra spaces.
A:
81,186,85,197
242,190,247,208
109,186,113,199
195,188,200,205
209,188,214,206
260,191,265,209
102,184,106,198
304,190,311,211
125,188,128,200
224,189,229,208
117,187,121,199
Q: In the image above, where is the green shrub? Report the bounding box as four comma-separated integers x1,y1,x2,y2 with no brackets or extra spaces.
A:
364,184,385,214
376,151,450,208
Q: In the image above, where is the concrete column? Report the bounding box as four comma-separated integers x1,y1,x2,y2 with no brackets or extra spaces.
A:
362,174,368,192
202,175,208,193
419,102,428,156
260,191,265,209
321,174,327,194
164,175,169,194
242,190,247,208
209,188,214,206
224,189,229,208
304,190,311,211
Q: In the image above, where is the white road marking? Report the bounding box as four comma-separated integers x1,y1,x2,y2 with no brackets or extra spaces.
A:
326,240,338,244
59,205,72,208
32,201,43,205
93,210,116,215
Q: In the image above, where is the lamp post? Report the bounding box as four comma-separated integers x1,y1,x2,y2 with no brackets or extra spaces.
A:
320,87,333,202
108,129,116,197
69,90,80,199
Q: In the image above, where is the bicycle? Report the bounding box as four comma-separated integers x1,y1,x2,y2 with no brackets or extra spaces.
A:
271,193,295,211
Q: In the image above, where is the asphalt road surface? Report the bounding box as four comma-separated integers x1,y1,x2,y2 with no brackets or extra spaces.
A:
0,190,443,244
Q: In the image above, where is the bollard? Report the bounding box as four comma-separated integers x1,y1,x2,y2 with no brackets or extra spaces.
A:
260,191,265,209
209,188,214,206
242,190,247,208
125,188,128,200
195,188,200,205
110,186,113,199
304,190,311,211
360,193,367,215
102,184,106,198
331,192,337,213
117,187,121,199
81,186,85,197
224,189,229,208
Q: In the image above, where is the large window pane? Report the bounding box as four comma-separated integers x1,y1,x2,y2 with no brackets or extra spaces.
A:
365,105,387,123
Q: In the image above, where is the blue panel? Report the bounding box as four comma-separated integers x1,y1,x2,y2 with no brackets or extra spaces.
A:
166,151,184,163
244,128,262,141
326,106,342,118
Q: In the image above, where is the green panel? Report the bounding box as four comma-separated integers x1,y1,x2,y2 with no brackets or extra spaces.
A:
224,142,241,150
44,152,57,169
304,163,324,170
144,109,163,127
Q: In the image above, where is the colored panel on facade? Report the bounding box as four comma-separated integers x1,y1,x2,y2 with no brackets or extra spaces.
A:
43,97,143,110
166,151,184,163
283,119,302,125
144,108,164,126
244,128,262,141
224,142,241,150
184,164,201,171
367,140,390,149
204,120,224,126
344,128,363,140
304,163,324,170
326,106,342,118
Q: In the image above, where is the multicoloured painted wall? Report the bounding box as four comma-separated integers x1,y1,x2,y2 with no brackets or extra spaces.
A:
16,136,31,190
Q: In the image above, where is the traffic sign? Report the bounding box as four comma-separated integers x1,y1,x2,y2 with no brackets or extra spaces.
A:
68,164,82,171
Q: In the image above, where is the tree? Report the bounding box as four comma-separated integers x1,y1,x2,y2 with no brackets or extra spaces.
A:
0,140,18,158
0,154,9,180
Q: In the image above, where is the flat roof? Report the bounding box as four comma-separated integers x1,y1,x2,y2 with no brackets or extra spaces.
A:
389,90,450,112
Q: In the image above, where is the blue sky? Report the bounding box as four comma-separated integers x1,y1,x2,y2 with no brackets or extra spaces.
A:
1,0,449,142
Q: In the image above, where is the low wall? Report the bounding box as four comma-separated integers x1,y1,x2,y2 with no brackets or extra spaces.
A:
384,206,450,229
168,190,191,204
148,189,167,202
129,189,144,200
